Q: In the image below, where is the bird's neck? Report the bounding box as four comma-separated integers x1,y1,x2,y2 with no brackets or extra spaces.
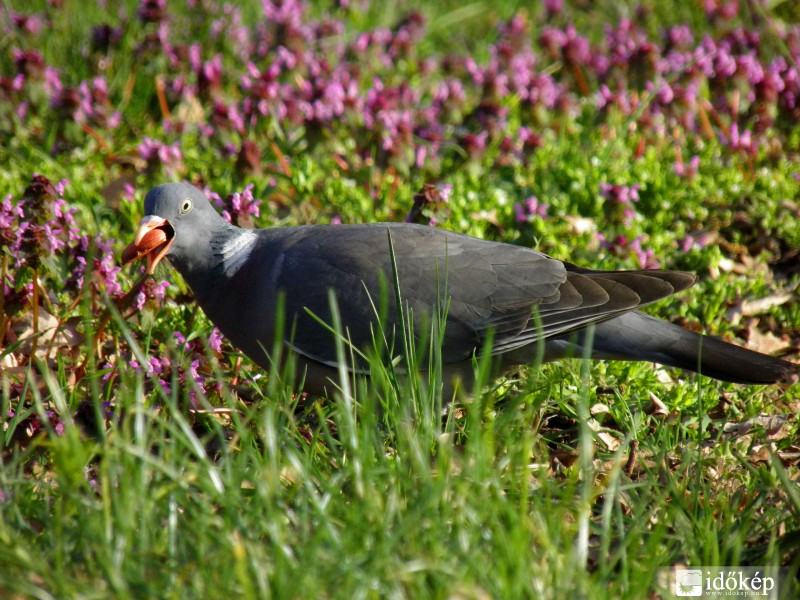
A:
169,223,257,302
209,225,259,279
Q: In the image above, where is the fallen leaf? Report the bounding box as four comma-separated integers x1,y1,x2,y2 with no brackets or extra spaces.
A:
11,307,84,360
564,215,596,235
174,95,205,124
587,418,621,451
643,392,669,417
746,321,791,355
749,443,775,465
469,209,500,229
727,290,796,325
654,366,676,384
722,414,790,438
101,171,137,205
776,451,800,467
551,450,578,470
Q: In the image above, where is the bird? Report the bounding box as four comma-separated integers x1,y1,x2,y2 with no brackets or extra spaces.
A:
122,182,796,397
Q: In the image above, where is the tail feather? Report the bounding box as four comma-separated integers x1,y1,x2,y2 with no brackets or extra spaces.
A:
546,310,796,384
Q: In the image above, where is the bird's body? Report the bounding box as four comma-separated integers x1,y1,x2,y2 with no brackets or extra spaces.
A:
123,183,795,396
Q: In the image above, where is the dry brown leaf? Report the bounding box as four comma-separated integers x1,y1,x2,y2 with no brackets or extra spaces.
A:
653,366,675,384
776,451,800,467
722,414,790,438
469,209,500,229
781,199,799,213
101,171,137,205
749,443,775,465
598,432,621,451
174,95,205,124
643,392,669,417
707,395,731,420
551,450,579,470
587,418,621,451
715,257,737,276
727,291,795,325
11,307,83,359
564,215,596,235
746,321,791,355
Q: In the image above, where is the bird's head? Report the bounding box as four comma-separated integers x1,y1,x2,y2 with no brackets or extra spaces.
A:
122,182,224,274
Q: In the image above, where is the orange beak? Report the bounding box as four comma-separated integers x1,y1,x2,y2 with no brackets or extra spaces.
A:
121,215,175,274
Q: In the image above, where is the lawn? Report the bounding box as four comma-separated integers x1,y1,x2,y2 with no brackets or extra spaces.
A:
1,0,800,598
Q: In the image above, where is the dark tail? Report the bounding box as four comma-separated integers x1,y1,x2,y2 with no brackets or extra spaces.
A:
581,311,795,384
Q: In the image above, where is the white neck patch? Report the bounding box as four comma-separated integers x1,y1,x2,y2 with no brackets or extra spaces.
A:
212,229,258,277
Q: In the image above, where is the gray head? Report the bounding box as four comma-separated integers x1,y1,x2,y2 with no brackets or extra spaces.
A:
122,182,230,274
143,182,222,224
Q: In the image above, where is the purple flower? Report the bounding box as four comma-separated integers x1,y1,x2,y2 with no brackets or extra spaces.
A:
151,280,169,301
122,183,136,203
736,52,764,86
405,184,452,226
11,12,43,35
53,417,65,437
600,183,640,206
599,234,659,269
174,331,190,351
188,359,202,381
39,68,63,103
540,27,567,56
513,196,549,223
214,184,261,226
101,362,116,382
209,328,224,352
678,231,713,252
70,77,122,129
149,357,167,374
190,46,223,98
666,25,694,49
262,0,308,31
433,79,466,112
0,194,24,249
597,85,631,114
544,0,563,16
12,48,44,78
629,237,660,269
91,24,123,53
138,138,183,176
134,278,170,310
436,184,453,204
712,46,737,79
647,78,674,105
724,123,756,154
211,6,250,50
704,0,739,20
674,155,700,178
137,0,167,23
211,99,246,133
461,131,488,158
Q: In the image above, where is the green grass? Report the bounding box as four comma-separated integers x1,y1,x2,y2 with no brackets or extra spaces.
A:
2,326,799,598
2,0,800,598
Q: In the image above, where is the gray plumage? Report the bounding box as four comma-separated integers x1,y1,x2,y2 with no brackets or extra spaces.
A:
124,182,796,395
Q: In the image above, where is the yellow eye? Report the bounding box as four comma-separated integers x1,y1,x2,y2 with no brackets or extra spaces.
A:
180,199,193,214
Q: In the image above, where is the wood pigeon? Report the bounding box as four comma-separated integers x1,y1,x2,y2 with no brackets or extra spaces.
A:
122,182,796,395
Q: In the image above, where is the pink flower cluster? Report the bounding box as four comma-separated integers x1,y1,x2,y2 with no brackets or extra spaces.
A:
5,1,799,174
